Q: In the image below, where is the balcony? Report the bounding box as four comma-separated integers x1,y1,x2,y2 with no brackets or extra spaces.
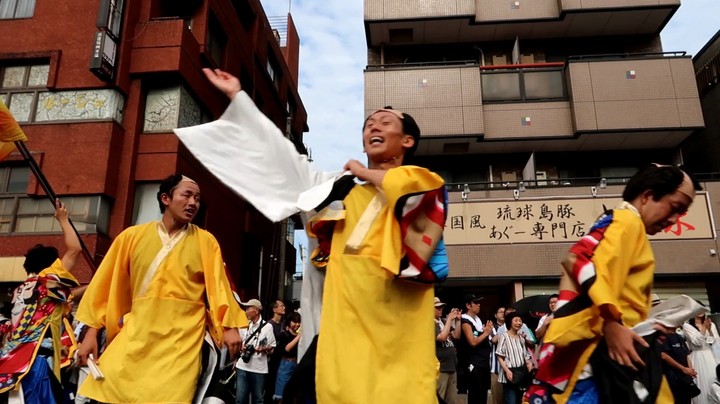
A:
364,0,680,46
364,53,702,155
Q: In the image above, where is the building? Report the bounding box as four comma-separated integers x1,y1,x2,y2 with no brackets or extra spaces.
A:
681,29,720,173
0,0,306,305
363,0,720,314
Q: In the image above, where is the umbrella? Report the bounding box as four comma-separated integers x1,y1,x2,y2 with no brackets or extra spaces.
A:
512,295,552,318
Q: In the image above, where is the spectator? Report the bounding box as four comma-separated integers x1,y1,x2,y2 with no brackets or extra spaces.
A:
459,294,494,404
490,307,506,404
496,312,534,404
435,297,461,404
273,312,301,403
661,326,697,404
709,364,720,404
237,299,277,404
535,294,558,341
683,313,720,404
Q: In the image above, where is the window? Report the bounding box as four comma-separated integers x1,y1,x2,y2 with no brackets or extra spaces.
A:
0,195,110,234
132,182,162,225
0,62,49,123
0,165,30,194
266,54,280,89
98,0,125,39
482,68,566,102
0,0,35,19
206,13,227,67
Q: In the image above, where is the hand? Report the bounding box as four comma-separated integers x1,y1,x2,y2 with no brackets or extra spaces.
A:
54,199,69,222
203,68,241,100
527,362,534,371
77,327,99,367
603,321,648,371
484,320,494,334
704,317,712,329
505,368,513,381
223,328,242,358
343,159,368,180
683,366,697,377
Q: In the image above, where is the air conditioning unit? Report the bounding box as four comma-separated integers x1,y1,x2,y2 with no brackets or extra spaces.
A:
535,170,548,186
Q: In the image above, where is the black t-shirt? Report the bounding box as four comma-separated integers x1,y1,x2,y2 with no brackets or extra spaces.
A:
458,316,491,369
276,330,299,359
661,332,690,383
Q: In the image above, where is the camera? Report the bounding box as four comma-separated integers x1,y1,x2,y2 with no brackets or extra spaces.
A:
240,345,255,363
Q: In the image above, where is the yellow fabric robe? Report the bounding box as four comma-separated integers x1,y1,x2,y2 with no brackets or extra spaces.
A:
313,166,444,404
76,222,247,403
544,207,673,403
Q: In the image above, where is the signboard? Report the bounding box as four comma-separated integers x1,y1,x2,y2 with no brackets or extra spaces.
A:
444,193,714,245
90,30,117,81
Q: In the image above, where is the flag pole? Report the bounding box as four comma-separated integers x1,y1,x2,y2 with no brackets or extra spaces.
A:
13,140,97,272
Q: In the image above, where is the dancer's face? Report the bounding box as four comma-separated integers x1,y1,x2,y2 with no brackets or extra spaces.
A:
162,182,200,224
638,188,692,235
362,111,414,165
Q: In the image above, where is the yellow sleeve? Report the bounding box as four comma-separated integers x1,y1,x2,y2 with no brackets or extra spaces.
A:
586,211,645,322
75,227,134,342
381,165,444,206
379,165,445,276
199,230,248,345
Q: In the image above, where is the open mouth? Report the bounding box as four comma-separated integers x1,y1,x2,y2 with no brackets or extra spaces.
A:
185,208,197,216
369,136,384,145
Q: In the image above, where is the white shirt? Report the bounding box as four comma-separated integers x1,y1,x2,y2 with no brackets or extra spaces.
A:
710,381,720,404
236,316,276,374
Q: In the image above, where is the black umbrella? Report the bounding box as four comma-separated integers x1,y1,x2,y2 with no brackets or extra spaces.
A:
512,295,552,318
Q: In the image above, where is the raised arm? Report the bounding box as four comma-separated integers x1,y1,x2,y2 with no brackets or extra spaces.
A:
55,199,81,271
204,68,241,100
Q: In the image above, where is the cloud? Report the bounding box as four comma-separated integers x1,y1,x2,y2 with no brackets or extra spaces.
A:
261,0,366,173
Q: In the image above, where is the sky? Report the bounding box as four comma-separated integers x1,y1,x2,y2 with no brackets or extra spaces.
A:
257,0,720,271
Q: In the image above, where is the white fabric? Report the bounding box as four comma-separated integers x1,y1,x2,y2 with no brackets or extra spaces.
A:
632,294,709,337
174,92,338,359
709,381,720,404
683,321,720,404
536,314,549,332
174,91,338,223
236,317,276,374
138,222,188,297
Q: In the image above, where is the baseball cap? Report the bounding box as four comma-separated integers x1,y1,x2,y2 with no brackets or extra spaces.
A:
464,294,484,304
434,297,447,307
650,294,661,306
241,299,263,310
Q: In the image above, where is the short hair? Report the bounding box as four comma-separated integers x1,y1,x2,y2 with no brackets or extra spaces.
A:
622,165,702,202
24,244,59,274
286,312,301,324
549,294,559,300
273,300,284,309
505,311,522,325
156,174,184,213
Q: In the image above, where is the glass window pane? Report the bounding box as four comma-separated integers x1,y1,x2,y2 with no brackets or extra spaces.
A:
2,66,26,88
7,166,30,193
481,72,521,101
0,167,7,191
524,71,565,100
16,215,55,233
0,196,15,214
9,92,34,121
27,64,49,87
14,0,35,18
0,0,18,19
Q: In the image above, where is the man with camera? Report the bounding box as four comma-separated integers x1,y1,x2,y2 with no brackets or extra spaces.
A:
237,299,276,404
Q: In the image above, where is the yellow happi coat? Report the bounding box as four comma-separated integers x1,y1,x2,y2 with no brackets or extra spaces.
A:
313,167,443,404
76,222,246,403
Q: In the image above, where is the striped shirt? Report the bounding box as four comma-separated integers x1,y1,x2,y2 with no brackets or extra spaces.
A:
496,332,530,383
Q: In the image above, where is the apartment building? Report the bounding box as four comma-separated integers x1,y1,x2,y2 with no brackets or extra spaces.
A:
0,0,306,303
364,0,720,313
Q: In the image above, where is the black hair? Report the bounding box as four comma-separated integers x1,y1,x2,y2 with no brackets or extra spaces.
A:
273,300,285,309
716,363,720,381
286,311,301,324
156,174,184,213
362,106,421,163
505,311,523,325
24,244,59,274
622,165,702,202
549,294,559,299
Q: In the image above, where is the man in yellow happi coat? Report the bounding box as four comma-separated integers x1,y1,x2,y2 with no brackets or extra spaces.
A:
528,165,701,404
191,69,448,403
76,174,246,403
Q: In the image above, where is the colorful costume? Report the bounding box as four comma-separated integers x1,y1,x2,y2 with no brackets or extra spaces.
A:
174,91,449,403
76,221,246,403
306,166,446,402
528,202,673,403
0,259,78,402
